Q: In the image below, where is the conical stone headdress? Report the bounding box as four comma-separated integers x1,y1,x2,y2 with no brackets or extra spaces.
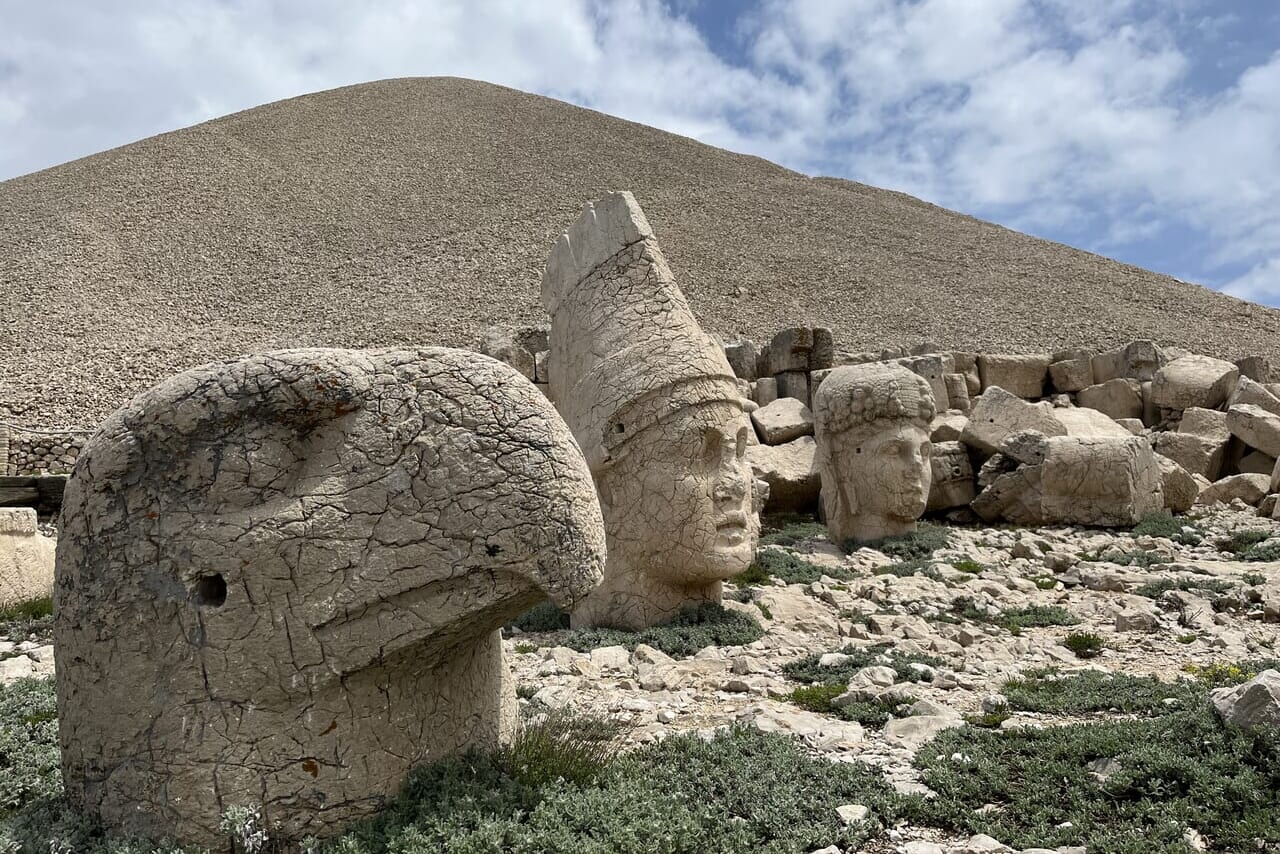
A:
542,191,748,473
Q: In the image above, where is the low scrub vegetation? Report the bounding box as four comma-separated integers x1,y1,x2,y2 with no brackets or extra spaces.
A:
510,603,765,658
0,597,53,642
1134,576,1236,599
859,522,950,561
757,514,829,548
779,683,916,728
917,691,1280,852
1063,631,1105,658
734,549,856,586
1001,669,1200,715
782,642,943,686
948,597,1079,634
1130,511,1202,545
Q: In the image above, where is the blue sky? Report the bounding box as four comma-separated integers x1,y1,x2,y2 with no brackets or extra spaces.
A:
3,0,1279,303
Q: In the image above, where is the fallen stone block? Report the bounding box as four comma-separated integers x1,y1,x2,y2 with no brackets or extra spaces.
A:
977,353,1050,399
1211,670,1280,731
751,397,814,445
747,436,820,513
1197,473,1270,506
0,509,54,607
961,387,1066,455
1151,354,1239,411
1227,403,1280,458
1077,378,1143,421
1055,407,1133,440
1048,349,1094,393
1155,454,1199,513
1228,376,1280,417
928,441,976,512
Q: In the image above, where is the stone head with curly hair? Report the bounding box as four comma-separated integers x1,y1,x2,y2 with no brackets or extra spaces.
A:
812,362,937,544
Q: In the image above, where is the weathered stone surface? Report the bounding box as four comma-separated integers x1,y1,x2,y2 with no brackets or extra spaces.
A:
544,192,761,630
813,363,936,544
1055,407,1134,440
1238,449,1277,476
1000,430,1050,466
776,370,811,406
751,397,814,445
973,436,1162,526
1153,408,1229,480
928,441,976,512
747,437,820,514
767,327,813,375
1227,403,1280,458
0,508,54,607
755,376,778,406
1228,376,1280,417
1038,436,1164,526
1150,355,1239,411
724,340,758,381
944,372,971,412
899,354,951,408
961,387,1067,456
1092,340,1166,383
1049,351,1094,392
476,326,536,379
1211,670,1280,730
1155,454,1199,513
952,351,981,396
1116,418,1146,435
55,347,607,846
1197,473,1270,506
1078,378,1143,421
810,327,835,371
977,353,1050,399
930,412,969,442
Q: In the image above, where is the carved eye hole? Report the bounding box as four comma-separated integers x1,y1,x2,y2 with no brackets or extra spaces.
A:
191,574,227,609
613,423,626,435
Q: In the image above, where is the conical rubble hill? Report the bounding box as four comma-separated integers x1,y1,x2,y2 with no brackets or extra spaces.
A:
1,76,1272,427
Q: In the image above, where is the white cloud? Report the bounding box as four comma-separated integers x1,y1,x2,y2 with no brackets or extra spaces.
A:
1,0,1278,304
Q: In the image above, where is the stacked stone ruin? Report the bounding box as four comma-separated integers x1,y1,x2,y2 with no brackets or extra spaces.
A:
479,325,1280,530
0,424,88,476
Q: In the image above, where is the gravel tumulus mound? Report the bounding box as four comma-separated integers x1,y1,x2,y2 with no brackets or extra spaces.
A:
2,76,1277,428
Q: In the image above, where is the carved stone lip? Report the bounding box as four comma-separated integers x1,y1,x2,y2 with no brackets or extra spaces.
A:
715,512,748,531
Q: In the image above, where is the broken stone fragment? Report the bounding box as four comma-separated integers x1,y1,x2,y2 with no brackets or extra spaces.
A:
1226,403,1280,458
0,509,54,607
961,386,1066,456
977,353,1050,399
751,397,815,445
1150,354,1239,412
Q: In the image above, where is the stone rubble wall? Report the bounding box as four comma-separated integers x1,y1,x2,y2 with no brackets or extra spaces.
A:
476,324,1280,527
1,424,89,476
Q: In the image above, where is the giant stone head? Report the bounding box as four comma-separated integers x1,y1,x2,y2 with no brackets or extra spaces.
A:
54,347,605,845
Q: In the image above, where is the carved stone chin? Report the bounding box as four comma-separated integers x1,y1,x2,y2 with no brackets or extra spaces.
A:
53,347,605,846
542,192,761,630
813,363,937,546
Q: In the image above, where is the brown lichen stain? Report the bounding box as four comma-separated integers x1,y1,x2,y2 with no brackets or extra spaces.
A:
302,759,319,778
321,719,337,735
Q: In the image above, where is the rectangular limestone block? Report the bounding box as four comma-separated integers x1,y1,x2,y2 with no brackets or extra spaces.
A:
775,371,810,406
977,354,1050,399
1077,378,1143,421
755,376,778,407
1049,351,1094,393
724,340,758,381
809,328,834,371
767,328,813,374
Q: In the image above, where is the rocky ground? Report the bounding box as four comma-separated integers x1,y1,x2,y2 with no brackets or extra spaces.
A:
503,506,1280,854
3,507,1277,853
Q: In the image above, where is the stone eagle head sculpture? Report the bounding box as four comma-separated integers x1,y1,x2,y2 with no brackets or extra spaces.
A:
54,347,605,845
